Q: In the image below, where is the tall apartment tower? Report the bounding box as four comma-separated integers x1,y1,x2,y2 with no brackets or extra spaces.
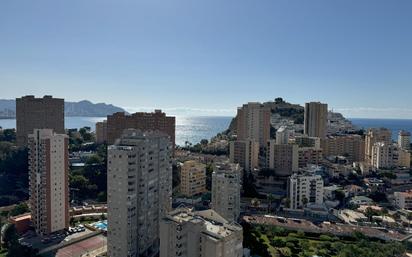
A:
107,129,172,257
160,208,243,257
28,129,69,235
180,161,206,197
398,130,411,150
288,173,324,210
229,139,259,172
211,162,242,222
365,128,392,164
236,102,271,147
95,120,108,144
304,102,328,139
106,110,175,149
16,95,65,147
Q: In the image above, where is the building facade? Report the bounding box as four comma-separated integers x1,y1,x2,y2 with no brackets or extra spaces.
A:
28,129,69,235
365,128,392,165
211,162,242,222
180,161,206,197
276,126,291,145
266,140,298,176
160,208,243,257
398,130,411,150
105,110,175,148
229,139,259,172
288,173,324,210
321,135,365,162
16,95,65,147
394,191,412,210
304,102,328,139
236,102,271,147
297,147,323,168
107,129,172,257
95,120,107,144
371,142,399,169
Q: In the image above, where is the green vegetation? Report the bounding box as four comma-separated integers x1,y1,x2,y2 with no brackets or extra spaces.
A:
69,146,107,202
0,144,28,206
8,203,29,217
1,224,37,257
243,223,406,257
0,129,16,143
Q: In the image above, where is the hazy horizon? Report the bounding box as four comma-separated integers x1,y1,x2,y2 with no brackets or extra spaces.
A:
1,0,412,119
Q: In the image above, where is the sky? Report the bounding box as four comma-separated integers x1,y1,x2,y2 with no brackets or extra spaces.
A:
0,0,411,118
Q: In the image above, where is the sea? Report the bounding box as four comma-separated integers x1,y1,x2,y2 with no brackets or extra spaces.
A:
1,117,411,145
0,116,233,147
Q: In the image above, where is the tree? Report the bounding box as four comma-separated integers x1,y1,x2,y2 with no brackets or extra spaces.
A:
200,139,208,145
302,197,308,207
2,224,18,248
9,203,29,217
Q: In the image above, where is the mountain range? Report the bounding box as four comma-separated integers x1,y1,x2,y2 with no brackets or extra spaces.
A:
0,99,126,118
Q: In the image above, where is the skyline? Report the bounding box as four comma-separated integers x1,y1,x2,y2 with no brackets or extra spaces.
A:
1,0,412,118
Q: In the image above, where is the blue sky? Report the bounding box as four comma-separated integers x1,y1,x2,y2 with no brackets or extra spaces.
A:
0,0,411,118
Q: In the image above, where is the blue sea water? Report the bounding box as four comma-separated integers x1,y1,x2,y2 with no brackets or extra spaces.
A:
349,118,412,140
0,116,233,146
2,116,411,146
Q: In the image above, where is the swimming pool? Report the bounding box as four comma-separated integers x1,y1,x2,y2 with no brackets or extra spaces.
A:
92,220,107,231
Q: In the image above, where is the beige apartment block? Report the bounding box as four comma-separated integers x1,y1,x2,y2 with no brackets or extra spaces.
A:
229,139,259,172
95,120,107,144
180,160,206,197
266,140,299,176
107,129,172,257
16,95,65,147
28,129,69,235
160,208,243,257
304,102,328,139
398,130,411,150
236,102,271,147
321,134,365,162
105,110,175,148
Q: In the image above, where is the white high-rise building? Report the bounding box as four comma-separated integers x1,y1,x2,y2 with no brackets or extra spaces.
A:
288,173,324,210
28,129,69,235
371,142,399,169
160,208,243,257
107,129,172,257
211,162,242,222
276,126,291,145
365,128,392,164
398,130,411,150
304,102,328,139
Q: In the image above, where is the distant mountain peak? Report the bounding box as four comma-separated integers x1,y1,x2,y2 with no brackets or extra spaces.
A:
0,99,126,118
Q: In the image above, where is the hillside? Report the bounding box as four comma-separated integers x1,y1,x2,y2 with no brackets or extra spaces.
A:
0,99,126,118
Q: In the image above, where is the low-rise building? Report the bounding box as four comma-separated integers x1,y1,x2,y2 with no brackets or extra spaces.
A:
394,191,412,210
160,208,243,257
